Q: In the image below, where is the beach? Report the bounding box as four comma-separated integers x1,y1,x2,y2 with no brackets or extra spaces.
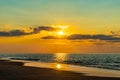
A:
0,59,120,80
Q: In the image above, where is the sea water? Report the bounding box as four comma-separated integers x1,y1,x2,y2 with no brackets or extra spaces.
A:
0,53,120,70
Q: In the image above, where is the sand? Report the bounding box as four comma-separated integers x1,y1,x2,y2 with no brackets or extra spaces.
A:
0,60,120,80
23,61,120,78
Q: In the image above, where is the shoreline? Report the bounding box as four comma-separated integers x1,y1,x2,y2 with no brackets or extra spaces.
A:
0,58,120,80
9,59,120,78
24,61,120,78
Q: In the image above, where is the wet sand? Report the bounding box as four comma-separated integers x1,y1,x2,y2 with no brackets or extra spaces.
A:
0,60,120,80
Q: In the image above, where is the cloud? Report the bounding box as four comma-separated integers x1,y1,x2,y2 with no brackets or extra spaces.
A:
0,30,29,36
41,34,120,42
67,34,120,41
67,34,92,40
0,26,59,36
31,26,59,34
42,36,58,39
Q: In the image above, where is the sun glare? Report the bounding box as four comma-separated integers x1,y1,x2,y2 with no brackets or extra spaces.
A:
51,25,69,37
57,31,64,36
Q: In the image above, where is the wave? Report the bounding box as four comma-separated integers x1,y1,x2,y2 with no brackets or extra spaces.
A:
0,53,120,70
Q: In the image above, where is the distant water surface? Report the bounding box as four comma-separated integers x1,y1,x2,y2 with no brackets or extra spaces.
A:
0,53,120,70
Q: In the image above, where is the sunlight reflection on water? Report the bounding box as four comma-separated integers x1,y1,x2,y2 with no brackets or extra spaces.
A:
54,53,68,62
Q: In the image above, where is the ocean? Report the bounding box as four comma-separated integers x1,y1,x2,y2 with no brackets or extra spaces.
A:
0,53,120,70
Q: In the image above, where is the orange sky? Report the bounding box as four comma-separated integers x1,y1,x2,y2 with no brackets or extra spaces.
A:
0,0,120,53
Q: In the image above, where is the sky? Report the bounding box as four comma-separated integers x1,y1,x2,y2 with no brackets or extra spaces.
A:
0,0,120,53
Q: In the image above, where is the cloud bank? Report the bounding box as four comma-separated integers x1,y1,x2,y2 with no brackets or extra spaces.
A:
0,26,59,36
67,34,120,41
41,34,120,42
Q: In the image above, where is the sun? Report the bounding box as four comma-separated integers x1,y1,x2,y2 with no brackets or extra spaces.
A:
52,25,69,37
57,31,65,36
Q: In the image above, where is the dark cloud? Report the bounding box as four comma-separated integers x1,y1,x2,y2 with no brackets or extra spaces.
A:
0,32,9,36
42,36,58,39
67,34,92,40
0,26,59,36
10,30,30,36
67,34,120,41
0,30,29,36
32,26,59,34
41,34,120,42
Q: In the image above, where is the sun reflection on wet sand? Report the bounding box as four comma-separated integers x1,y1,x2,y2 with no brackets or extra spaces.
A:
54,63,69,70
56,64,62,69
